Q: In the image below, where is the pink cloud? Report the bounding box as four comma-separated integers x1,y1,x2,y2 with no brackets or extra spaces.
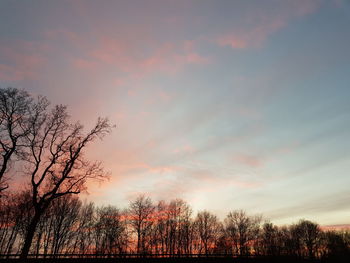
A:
138,43,210,74
321,224,350,231
147,165,179,174
73,58,97,71
91,143,180,183
217,17,287,49
127,88,137,96
233,154,263,168
188,168,261,191
89,37,134,70
173,144,194,154
0,64,28,82
65,33,210,77
40,30,209,112
143,88,174,106
44,29,87,49
158,90,171,102
218,37,247,49
185,52,210,64
150,178,191,200
0,40,46,81
217,0,321,49
219,16,287,49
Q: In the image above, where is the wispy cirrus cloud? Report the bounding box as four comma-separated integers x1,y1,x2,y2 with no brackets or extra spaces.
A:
71,36,210,76
43,28,210,77
217,0,322,49
0,40,47,81
266,189,350,224
233,154,264,168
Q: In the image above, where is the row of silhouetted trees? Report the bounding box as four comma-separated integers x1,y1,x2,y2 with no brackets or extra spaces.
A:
1,193,349,259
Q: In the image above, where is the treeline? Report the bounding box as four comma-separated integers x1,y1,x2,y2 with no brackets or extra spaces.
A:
1,193,349,260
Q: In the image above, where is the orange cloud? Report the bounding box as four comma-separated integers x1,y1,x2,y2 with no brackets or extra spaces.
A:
321,224,350,231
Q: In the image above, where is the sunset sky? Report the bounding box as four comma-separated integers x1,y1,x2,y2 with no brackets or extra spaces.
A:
1,0,350,225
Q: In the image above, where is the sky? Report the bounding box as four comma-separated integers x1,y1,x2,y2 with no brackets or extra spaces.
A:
0,0,350,226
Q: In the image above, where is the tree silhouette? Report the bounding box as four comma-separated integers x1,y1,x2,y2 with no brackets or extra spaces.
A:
296,219,321,258
259,222,279,256
0,88,43,194
94,205,128,254
15,99,113,258
195,210,222,255
128,195,155,253
224,210,261,256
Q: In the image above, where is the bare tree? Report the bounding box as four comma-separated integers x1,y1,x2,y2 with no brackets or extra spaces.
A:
70,202,95,254
224,210,261,256
50,195,81,254
323,230,350,259
128,195,155,253
150,200,167,254
172,200,193,255
93,205,128,254
0,190,34,255
0,193,24,254
259,222,279,256
0,88,39,194
195,211,222,255
163,199,193,254
296,219,321,258
18,102,112,258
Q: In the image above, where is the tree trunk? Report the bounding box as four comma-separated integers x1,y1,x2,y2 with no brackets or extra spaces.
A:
20,211,42,259
137,231,141,254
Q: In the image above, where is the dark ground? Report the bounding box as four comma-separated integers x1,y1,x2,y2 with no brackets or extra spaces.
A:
1,256,349,263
